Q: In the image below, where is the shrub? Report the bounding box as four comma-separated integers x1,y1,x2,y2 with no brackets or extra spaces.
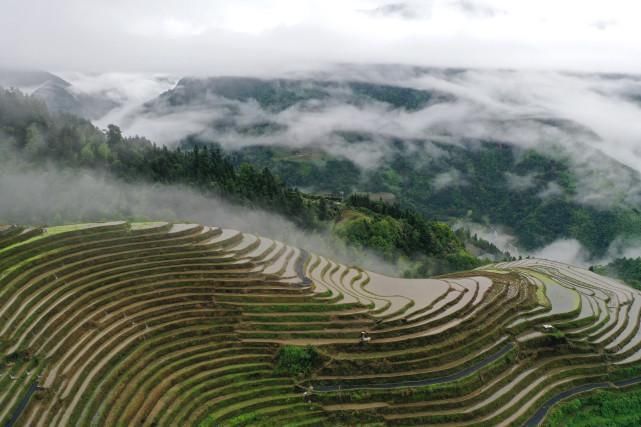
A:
274,345,320,377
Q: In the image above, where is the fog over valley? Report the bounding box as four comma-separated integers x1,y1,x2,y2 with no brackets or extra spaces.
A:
2,1,641,271
5,2,641,425
3,66,641,265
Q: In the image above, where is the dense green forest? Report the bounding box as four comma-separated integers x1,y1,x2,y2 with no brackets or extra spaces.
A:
223,141,641,258
543,384,641,427
161,77,641,258
0,88,314,227
149,76,452,114
592,257,641,290
0,87,492,275
336,194,488,275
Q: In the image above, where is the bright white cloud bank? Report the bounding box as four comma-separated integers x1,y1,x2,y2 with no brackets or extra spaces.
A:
1,0,641,73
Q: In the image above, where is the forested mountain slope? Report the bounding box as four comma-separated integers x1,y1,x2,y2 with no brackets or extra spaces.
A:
0,87,486,276
134,74,641,258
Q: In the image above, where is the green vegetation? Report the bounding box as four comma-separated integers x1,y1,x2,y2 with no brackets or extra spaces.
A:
455,227,512,259
339,194,463,258
544,385,641,427
0,87,492,277
0,221,640,425
0,88,313,228
5,74,641,426
227,134,641,258
274,345,321,377
592,257,641,290
153,77,448,115
334,194,491,276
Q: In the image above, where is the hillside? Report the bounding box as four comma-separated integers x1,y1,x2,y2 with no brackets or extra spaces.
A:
592,257,641,291
136,73,641,258
227,141,641,257
0,69,119,119
144,75,453,113
2,221,641,426
0,87,489,277
5,70,641,258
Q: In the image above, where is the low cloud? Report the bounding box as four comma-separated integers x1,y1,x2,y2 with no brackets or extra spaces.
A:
362,2,432,20
533,239,591,266
537,182,564,200
453,0,502,18
453,220,521,257
601,236,641,261
532,236,641,268
0,164,398,276
3,1,641,74
505,172,536,191
104,67,641,209
592,20,617,31
61,72,178,131
433,169,465,190
13,66,641,232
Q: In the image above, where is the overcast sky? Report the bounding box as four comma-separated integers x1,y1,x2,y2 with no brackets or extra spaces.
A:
1,0,640,74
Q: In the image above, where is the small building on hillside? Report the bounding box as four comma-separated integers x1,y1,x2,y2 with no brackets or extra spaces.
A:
367,192,397,204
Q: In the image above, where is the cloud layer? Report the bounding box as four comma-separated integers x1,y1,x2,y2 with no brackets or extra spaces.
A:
84,67,641,209
0,165,398,275
1,1,641,74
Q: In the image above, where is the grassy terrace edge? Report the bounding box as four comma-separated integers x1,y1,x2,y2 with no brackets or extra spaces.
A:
1,221,641,426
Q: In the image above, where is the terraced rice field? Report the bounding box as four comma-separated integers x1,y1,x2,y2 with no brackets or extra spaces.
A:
1,222,641,426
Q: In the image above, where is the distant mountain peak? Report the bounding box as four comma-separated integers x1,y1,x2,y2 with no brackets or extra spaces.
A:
0,68,70,89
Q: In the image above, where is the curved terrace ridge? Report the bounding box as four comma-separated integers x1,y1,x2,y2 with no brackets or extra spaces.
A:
1,221,640,426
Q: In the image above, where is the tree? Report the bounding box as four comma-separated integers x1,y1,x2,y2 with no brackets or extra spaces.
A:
318,197,330,221
23,123,46,157
79,143,96,164
96,142,111,162
106,124,123,146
